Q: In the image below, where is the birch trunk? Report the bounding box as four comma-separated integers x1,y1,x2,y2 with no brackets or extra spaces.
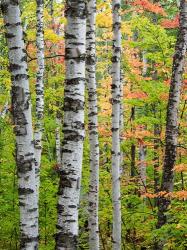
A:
86,0,100,249
153,123,160,206
111,0,121,249
120,72,124,173
157,0,187,238
152,2,160,207
55,1,86,249
55,116,61,166
139,52,147,193
130,107,136,177
34,0,45,198
1,0,38,249
139,143,146,193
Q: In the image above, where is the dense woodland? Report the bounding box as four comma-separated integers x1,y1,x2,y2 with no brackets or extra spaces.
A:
0,0,187,249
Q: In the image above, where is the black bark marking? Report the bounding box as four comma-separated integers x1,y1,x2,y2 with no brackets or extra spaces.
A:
66,77,85,86
55,232,77,250
18,188,34,195
64,97,84,112
5,33,15,39
17,157,34,173
9,63,22,71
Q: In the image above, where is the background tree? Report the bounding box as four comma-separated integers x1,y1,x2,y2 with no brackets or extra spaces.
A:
86,0,100,249
34,0,45,201
156,1,187,249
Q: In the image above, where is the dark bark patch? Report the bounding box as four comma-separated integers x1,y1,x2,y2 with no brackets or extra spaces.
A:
63,130,84,142
17,158,33,173
11,74,29,81
65,1,86,19
58,174,72,195
9,63,22,71
65,32,76,39
12,86,28,135
64,97,84,112
5,22,21,27
65,77,85,86
18,187,34,195
5,33,15,39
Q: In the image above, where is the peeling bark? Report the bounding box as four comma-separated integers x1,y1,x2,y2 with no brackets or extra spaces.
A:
86,0,100,249
1,0,38,249
55,1,86,249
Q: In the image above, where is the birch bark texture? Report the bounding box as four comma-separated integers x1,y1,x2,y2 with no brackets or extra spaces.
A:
111,0,121,249
86,0,100,249
1,0,38,249
157,0,187,232
55,117,61,166
34,0,45,198
55,1,86,249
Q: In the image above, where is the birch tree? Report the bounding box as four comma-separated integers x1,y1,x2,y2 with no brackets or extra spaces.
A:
1,0,38,248
111,0,121,249
55,116,61,166
34,0,45,198
55,1,86,249
156,0,187,244
139,52,147,193
86,0,99,249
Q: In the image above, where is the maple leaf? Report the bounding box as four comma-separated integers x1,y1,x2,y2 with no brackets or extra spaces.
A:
132,0,166,16
126,91,148,100
161,15,179,29
173,163,187,172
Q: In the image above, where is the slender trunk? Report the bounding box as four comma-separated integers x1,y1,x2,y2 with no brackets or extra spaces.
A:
120,72,124,172
130,107,136,177
152,5,160,207
153,123,160,206
139,52,147,193
111,0,121,249
34,0,45,200
86,0,100,249
142,51,147,77
1,0,38,249
55,1,86,249
49,4,62,167
0,99,9,118
139,143,146,193
156,0,187,241
55,116,61,166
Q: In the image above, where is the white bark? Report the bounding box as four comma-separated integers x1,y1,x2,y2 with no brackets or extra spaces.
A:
34,0,45,197
55,117,61,166
0,99,9,118
1,0,38,249
86,0,100,249
55,1,86,249
142,51,147,77
111,1,121,249
120,72,124,174
139,51,147,193
139,143,146,192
